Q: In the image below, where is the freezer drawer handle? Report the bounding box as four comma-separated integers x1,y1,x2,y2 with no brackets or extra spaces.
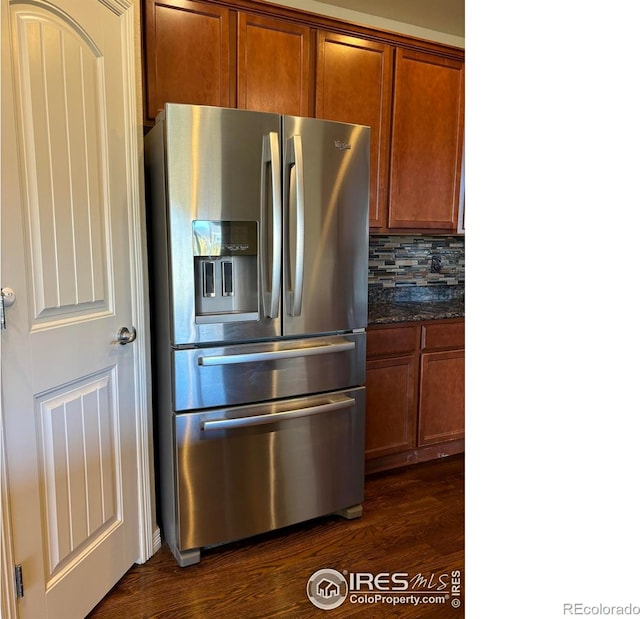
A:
198,340,355,366
201,397,355,431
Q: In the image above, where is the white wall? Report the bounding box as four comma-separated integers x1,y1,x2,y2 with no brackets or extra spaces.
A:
267,0,465,48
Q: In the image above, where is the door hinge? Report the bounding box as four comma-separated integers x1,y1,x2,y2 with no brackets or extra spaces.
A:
14,564,24,598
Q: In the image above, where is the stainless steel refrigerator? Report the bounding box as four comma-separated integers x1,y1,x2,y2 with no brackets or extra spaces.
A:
145,103,370,566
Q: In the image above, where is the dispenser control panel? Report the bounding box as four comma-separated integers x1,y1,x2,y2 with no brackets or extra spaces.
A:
193,220,259,323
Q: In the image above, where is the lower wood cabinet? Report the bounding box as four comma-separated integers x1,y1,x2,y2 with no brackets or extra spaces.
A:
418,349,465,446
365,319,464,474
365,356,417,459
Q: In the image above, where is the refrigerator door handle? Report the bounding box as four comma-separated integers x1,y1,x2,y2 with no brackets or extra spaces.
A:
261,132,282,318
198,339,356,366
201,396,355,431
286,135,305,316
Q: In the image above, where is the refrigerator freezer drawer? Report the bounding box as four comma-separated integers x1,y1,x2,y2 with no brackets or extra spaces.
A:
173,332,365,411
173,387,365,552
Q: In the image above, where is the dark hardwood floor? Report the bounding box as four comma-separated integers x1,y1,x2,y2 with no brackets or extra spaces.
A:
88,455,464,618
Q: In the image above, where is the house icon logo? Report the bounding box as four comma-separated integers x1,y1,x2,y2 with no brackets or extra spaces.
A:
307,568,348,610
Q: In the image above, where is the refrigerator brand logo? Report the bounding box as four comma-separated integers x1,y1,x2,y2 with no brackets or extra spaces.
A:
334,140,352,151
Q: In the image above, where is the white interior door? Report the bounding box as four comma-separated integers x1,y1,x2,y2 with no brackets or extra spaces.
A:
1,0,150,617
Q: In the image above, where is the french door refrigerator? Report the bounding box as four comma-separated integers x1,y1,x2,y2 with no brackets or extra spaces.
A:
145,103,370,566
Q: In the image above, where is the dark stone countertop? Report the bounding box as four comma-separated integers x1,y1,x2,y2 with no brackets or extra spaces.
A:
368,298,465,325
367,285,465,325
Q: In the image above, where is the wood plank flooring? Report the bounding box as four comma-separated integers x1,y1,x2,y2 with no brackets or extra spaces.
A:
88,455,464,618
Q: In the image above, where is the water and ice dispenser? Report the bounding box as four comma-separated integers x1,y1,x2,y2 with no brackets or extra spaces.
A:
193,220,259,323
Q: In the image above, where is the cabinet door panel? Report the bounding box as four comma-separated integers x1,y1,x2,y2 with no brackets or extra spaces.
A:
145,0,231,123
365,356,417,459
316,32,392,228
237,13,311,116
418,350,465,446
389,49,464,230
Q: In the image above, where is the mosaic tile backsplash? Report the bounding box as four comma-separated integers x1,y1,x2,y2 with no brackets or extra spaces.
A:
369,235,465,288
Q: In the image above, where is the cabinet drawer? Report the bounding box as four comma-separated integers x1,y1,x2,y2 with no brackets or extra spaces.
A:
174,334,365,411
421,320,464,351
367,325,419,358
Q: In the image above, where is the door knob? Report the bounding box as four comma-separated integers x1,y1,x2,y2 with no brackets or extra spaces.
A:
115,326,137,345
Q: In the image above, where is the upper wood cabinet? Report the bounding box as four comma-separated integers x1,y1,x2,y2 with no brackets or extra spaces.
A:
144,0,231,123
389,48,464,231
315,32,393,229
142,0,465,234
237,13,312,116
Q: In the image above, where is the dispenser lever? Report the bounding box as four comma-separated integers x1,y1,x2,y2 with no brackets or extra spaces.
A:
202,261,215,297
221,261,234,297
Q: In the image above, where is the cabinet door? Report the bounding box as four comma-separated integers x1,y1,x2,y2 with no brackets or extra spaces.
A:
237,13,312,116
365,356,417,459
144,0,231,123
418,350,465,446
389,48,464,230
316,32,393,229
